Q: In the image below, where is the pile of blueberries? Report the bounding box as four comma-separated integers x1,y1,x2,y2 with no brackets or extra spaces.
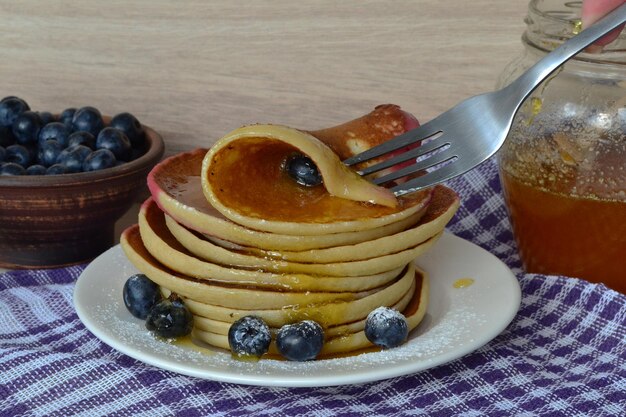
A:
0,96,147,176
123,274,409,361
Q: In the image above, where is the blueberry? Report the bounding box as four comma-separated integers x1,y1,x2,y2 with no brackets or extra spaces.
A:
38,140,65,167
123,273,162,320
37,111,55,125
72,106,104,137
82,148,117,172
0,126,15,147
67,131,96,149
96,127,132,161
145,294,193,339
56,145,92,173
5,144,32,167
46,163,69,175
59,108,76,127
0,162,26,175
364,307,408,349
228,316,272,358
39,122,72,147
276,320,324,361
285,154,323,187
0,97,30,127
12,111,41,145
0,146,4,162
110,112,145,148
26,164,46,175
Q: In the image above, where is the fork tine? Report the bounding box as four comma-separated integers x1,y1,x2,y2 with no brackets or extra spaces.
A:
372,148,456,185
342,119,443,166
390,161,464,196
358,136,450,176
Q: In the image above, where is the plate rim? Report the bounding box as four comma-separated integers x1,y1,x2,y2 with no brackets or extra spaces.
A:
74,232,521,387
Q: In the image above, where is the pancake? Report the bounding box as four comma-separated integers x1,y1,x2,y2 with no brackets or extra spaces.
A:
309,104,420,165
137,198,411,291
148,148,431,250
167,185,459,264
200,124,434,234
190,270,427,357
155,265,420,330
140,196,442,278
190,283,416,339
122,225,416,310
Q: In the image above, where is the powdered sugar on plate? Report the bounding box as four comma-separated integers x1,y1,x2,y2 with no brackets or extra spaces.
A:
74,233,519,387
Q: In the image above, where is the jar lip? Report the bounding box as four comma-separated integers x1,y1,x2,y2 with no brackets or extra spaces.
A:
525,0,626,64
528,0,580,25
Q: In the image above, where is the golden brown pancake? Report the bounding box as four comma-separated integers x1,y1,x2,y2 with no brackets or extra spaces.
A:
153,266,421,330
148,148,432,250
137,198,414,290
121,225,417,312
166,185,459,264
200,124,434,234
188,270,428,357
140,196,441,279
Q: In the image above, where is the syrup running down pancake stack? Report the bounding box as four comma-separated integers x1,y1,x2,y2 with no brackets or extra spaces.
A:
121,105,460,358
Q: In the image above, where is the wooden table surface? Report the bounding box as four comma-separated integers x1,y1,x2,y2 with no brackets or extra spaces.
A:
0,0,530,248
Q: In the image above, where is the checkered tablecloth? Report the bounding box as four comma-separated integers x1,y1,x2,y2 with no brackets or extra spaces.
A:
1,158,625,417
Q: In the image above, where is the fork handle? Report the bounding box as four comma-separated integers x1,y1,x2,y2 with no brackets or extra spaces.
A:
504,3,626,104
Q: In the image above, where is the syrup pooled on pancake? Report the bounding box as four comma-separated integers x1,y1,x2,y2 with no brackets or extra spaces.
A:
121,105,460,360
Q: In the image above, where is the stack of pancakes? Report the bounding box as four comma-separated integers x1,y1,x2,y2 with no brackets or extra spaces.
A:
121,106,460,358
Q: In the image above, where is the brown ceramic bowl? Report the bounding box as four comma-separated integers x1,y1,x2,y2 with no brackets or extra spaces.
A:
0,124,164,269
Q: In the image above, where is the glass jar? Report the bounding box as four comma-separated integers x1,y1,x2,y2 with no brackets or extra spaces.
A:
497,0,626,293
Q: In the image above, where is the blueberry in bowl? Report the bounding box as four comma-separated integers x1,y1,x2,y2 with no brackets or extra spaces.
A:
0,97,164,269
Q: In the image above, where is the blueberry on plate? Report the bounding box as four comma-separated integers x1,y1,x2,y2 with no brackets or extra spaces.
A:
0,97,30,127
145,294,193,339
285,153,323,187
228,316,272,358
364,306,409,349
0,126,15,147
26,164,47,175
123,273,162,320
96,127,132,161
5,144,33,167
82,148,117,172
276,320,324,361
38,139,64,167
56,145,92,173
110,112,145,147
39,122,72,147
72,106,104,137
0,162,26,175
11,111,41,145
46,163,69,175
67,131,96,149
59,108,76,127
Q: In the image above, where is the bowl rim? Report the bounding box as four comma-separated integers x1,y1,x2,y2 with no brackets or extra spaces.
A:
0,124,165,188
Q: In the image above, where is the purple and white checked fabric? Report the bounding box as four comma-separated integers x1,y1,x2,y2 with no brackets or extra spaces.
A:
1,158,625,417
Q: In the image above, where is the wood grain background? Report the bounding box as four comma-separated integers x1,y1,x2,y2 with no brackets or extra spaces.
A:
0,0,528,155
0,0,531,248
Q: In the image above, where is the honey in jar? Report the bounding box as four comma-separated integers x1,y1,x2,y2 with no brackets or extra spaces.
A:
497,0,626,293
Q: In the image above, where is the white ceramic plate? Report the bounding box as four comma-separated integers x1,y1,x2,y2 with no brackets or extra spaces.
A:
74,232,521,387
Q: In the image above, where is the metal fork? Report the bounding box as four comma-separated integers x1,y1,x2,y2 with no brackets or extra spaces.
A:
344,3,626,197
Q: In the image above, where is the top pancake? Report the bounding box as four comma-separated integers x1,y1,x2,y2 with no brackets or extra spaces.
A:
148,148,432,250
200,124,434,235
148,138,432,237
